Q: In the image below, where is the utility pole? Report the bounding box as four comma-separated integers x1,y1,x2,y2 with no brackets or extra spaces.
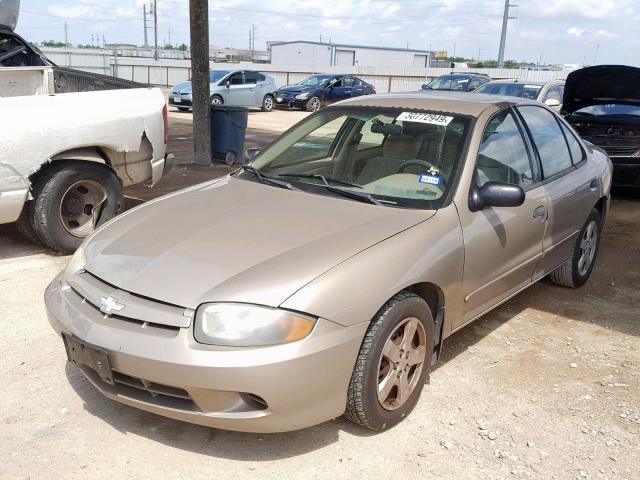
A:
189,0,211,165
102,35,106,48
251,24,256,62
143,4,149,50
64,21,69,65
593,41,600,65
153,0,158,60
91,34,94,47
497,0,517,68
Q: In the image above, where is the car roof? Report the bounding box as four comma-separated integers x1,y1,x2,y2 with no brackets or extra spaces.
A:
332,91,538,117
481,79,565,86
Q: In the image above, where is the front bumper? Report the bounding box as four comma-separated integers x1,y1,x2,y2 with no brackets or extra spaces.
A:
610,157,640,187
169,94,192,108
44,273,367,432
274,94,307,109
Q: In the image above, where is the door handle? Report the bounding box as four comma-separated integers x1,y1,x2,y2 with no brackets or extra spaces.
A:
532,205,547,220
589,178,599,191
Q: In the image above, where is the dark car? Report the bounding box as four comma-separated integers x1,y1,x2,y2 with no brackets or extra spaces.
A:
421,72,490,92
562,65,640,187
275,74,375,112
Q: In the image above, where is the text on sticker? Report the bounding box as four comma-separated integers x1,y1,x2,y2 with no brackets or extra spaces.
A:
419,174,441,186
397,112,454,126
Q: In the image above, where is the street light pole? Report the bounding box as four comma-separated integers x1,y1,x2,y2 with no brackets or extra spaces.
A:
189,0,211,165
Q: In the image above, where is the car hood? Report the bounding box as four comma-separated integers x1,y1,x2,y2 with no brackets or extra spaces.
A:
172,81,192,93
278,85,316,94
84,176,435,310
562,65,640,115
0,0,19,31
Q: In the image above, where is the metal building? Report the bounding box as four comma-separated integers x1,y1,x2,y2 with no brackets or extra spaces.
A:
269,41,437,68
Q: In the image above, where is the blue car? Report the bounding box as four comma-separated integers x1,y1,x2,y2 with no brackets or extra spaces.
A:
275,74,376,112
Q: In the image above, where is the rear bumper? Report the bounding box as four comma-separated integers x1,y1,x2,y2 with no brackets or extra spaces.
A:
45,274,367,432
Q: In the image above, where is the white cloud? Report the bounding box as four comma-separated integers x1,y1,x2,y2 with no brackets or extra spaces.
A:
567,27,586,37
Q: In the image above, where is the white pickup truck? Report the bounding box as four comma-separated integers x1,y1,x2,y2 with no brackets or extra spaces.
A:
1,3,172,252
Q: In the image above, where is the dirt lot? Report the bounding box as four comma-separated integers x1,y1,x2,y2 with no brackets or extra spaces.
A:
1,110,639,480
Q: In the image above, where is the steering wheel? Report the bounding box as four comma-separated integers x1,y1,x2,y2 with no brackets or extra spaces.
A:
395,160,446,187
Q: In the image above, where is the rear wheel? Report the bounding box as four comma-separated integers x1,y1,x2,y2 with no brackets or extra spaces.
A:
345,292,434,430
549,209,602,288
305,96,321,112
21,162,123,253
261,94,274,112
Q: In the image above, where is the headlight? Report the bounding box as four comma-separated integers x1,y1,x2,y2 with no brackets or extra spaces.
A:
61,245,86,282
295,93,309,100
194,303,316,347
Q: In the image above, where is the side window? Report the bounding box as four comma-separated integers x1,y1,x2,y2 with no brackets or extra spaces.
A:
468,77,484,91
476,110,533,188
331,78,343,88
543,85,564,102
244,71,259,84
560,122,585,165
342,77,355,87
258,73,266,82
518,106,573,178
352,78,362,87
228,72,244,85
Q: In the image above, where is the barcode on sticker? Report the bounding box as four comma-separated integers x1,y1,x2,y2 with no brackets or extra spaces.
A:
397,112,453,126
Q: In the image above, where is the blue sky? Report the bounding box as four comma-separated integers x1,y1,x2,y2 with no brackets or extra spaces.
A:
11,0,640,65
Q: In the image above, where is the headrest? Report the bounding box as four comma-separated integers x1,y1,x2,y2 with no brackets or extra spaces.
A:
383,135,416,159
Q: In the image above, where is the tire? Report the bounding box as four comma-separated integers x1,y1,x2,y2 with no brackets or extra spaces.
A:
21,161,123,253
549,209,602,288
177,107,190,112
305,96,321,112
210,95,223,106
345,292,434,430
224,151,236,165
261,94,274,112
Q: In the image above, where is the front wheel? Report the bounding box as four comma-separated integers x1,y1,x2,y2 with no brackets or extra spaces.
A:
305,96,321,112
211,95,223,106
345,292,434,430
261,94,274,112
549,209,602,288
20,162,123,253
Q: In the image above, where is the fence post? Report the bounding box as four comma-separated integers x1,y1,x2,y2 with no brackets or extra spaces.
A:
166,66,169,87
148,65,151,86
286,72,290,85
387,76,392,93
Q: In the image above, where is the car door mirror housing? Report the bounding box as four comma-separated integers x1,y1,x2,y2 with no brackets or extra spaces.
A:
469,181,526,212
421,84,429,90
544,98,561,107
244,148,262,164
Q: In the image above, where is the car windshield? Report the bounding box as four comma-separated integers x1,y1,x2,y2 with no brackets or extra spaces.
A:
427,75,472,91
243,107,470,209
297,75,331,86
572,104,640,116
475,82,543,100
210,70,230,82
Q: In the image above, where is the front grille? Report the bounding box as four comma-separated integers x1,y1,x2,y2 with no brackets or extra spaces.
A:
66,271,192,331
583,137,640,157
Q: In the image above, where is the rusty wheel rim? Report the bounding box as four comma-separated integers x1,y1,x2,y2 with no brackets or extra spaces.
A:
377,317,427,411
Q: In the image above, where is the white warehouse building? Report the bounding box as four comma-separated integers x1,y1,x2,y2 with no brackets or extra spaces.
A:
270,40,435,68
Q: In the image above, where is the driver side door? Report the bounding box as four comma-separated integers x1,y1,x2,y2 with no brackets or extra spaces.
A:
456,108,548,327
223,71,252,106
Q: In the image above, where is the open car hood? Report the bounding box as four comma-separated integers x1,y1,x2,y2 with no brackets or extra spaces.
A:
562,65,640,115
0,0,19,31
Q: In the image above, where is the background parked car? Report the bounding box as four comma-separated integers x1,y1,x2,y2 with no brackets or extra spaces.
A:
169,70,277,111
274,74,375,112
474,79,565,110
562,65,640,188
421,72,490,92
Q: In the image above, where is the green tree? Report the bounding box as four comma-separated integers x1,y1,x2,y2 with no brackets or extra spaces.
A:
163,43,175,50
177,43,188,52
41,40,69,48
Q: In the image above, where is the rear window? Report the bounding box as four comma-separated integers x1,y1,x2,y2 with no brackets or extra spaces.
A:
476,83,543,100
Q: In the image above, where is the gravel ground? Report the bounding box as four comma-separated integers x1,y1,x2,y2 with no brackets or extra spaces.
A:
1,111,639,480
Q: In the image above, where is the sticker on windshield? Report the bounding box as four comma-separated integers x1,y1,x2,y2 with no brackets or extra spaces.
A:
418,174,441,186
397,112,453,127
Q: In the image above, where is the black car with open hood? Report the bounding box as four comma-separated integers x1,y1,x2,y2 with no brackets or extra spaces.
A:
563,65,640,187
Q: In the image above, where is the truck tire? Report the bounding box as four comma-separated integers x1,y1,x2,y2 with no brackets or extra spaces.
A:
549,209,602,288
22,161,123,253
345,292,434,430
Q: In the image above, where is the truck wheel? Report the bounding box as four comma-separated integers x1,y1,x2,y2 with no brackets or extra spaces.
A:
22,162,123,253
261,94,274,112
345,292,434,430
549,209,602,288
305,96,321,112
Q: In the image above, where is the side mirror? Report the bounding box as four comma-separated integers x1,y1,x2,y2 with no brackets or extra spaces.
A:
469,181,525,212
421,84,429,90
225,80,230,88
544,98,561,108
244,148,262,164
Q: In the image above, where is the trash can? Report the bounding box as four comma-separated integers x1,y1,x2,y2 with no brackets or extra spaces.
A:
210,105,249,165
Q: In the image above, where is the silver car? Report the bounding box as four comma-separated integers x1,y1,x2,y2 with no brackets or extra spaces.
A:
45,92,611,433
169,70,277,111
474,79,566,110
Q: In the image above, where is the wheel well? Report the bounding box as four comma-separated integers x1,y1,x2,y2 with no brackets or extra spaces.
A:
594,196,607,222
28,158,117,190
402,282,446,364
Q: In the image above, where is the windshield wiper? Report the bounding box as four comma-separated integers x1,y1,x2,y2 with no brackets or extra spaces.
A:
278,173,363,189
241,166,300,191
324,186,388,206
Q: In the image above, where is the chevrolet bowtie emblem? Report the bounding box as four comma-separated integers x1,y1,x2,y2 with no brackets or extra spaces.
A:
99,296,125,314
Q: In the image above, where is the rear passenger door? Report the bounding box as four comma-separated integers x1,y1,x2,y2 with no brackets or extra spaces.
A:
516,106,599,279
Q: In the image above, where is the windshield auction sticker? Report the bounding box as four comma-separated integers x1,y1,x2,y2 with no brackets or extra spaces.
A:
397,112,453,126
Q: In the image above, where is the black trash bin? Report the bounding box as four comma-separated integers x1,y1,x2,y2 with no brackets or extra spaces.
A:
210,105,249,165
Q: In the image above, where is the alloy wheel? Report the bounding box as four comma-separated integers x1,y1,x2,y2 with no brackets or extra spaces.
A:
578,220,598,276
58,180,108,238
377,317,427,411
310,97,321,112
